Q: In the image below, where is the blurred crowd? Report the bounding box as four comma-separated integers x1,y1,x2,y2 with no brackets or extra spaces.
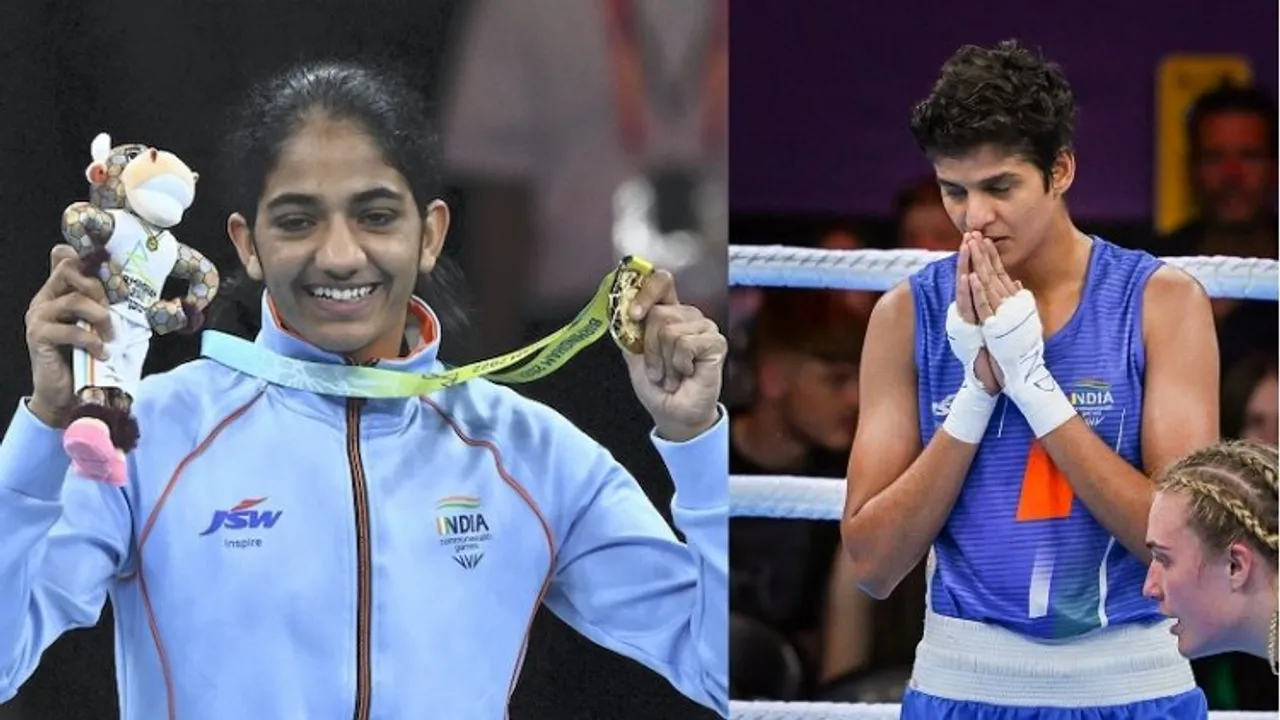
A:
443,0,727,358
726,81,1279,711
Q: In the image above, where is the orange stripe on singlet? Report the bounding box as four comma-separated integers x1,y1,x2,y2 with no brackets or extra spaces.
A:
1015,441,1074,521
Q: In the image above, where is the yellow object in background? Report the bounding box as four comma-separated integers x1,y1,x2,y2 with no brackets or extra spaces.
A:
1155,55,1253,235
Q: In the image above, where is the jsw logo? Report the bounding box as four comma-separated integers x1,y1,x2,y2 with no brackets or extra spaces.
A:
199,498,283,537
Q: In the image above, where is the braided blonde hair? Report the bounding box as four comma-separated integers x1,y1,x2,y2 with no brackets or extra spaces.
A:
1156,440,1279,562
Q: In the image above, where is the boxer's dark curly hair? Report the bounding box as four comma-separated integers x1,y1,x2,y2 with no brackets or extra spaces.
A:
909,39,1076,190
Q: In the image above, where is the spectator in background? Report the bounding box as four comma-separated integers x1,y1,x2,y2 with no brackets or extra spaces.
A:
725,285,763,409
725,286,765,409
729,289,865,699
442,0,727,357
1163,83,1277,261
894,176,963,252
1223,352,1278,445
726,224,870,409
817,227,878,320
1159,83,1278,375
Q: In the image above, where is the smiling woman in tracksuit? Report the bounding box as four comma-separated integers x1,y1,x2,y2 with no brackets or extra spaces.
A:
0,60,729,719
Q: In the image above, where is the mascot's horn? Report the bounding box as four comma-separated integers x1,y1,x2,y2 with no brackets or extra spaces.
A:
90,133,112,163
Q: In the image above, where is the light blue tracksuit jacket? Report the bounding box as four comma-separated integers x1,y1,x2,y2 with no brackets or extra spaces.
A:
0,296,728,719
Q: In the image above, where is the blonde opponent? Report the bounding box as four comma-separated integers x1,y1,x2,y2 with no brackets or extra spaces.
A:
1145,439,1279,675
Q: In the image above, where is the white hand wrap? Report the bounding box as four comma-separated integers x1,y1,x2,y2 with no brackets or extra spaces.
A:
981,289,1077,438
942,302,998,445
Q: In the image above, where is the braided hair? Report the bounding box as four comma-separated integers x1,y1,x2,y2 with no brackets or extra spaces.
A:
1156,440,1279,562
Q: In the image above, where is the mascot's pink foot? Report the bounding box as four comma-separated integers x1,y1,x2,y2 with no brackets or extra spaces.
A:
63,418,128,487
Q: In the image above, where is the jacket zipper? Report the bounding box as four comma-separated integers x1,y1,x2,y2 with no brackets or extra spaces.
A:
345,397,373,720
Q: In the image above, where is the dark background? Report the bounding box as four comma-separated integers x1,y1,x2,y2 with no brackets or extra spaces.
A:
0,1,717,718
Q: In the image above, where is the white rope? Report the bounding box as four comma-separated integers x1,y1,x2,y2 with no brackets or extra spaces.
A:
731,475,845,520
731,701,1275,720
729,245,1280,300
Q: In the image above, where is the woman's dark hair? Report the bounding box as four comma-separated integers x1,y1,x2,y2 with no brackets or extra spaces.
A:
893,175,945,226
1222,351,1279,440
205,58,472,359
909,40,1077,189
1186,82,1278,162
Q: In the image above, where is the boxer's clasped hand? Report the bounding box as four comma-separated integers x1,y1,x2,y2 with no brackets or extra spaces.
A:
622,269,726,443
979,288,1049,389
952,234,1004,395
941,234,1002,445
967,233,1023,324
969,236,1076,438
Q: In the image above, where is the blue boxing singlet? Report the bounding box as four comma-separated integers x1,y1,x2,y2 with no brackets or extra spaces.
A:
909,237,1165,640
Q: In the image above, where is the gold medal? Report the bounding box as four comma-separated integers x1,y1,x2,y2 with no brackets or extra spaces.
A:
146,233,159,252
608,255,654,354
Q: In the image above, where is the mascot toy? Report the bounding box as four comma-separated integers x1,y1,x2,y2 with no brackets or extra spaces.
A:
59,132,220,486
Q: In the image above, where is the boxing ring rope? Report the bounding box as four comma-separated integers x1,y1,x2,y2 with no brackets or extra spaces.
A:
729,245,1279,300
726,245,1279,719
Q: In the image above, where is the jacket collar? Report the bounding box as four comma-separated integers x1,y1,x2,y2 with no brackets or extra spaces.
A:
254,291,444,376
